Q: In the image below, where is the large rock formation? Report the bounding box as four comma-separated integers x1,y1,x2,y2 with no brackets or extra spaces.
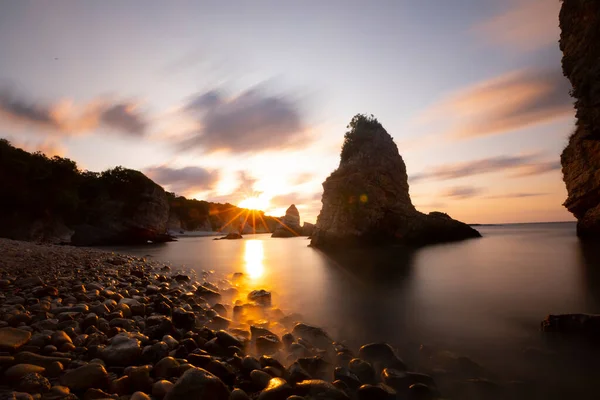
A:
560,0,600,238
71,169,171,245
272,204,303,237
310,114,480,248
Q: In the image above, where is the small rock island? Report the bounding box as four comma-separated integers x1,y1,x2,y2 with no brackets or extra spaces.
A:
310,114,480,249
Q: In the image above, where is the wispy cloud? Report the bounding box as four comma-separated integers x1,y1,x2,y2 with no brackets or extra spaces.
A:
410,154,560,182
485,192,548,199
473,0,560,51
418,67,573,140
0,89,148,136
145,165,218,196
442,186,485,199
180,86,307,153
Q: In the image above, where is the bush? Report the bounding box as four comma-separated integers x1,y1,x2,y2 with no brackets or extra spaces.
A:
340,114,382,163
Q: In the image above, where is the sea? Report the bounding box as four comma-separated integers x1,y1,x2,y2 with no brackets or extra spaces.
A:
105,221,600,397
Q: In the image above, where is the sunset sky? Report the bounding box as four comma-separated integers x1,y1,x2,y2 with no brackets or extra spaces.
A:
0,0,575,224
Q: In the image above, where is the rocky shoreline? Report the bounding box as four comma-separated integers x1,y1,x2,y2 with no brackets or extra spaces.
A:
0,238,451,400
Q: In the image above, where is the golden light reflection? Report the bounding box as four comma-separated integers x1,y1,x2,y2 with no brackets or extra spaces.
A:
244,240,264,279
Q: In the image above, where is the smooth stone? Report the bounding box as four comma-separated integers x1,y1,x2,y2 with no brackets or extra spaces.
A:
15,352,71,368
154,357,179,379
229,388,251,400
0,327,31,351
99,333,142,366
109,375,131,396
119,298,145,316
44,386,73,400
5,364,45,380
288,363,311,385
82,388,115,399
10,392,34,400
257,378,294,400
247,290,272,306
349,358,376,384
216,331,242,348
152,380,174,399
256,335,282,355
50,331,72,347
242,356,261,372
357,383,396,400
16,372,51,394
46,361,64,378
291,323,332,349
408,383,435,400
294,379,350,400
127,365,153,392
164,367,230,400
60,363,109,391
251,369,272,389
130,392,151,400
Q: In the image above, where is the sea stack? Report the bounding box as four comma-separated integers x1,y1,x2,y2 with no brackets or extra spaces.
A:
310,114,480,248
559,0,600,238
272,204,302,237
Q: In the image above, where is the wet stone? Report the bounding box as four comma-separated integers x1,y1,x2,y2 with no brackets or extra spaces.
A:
358,383,396,400
256,377,294,400
16,372,51,394
164,367,230,400
251,369,273,390
59,363,109,391
5,364,45,380
294,379,350,400
0,327,32,352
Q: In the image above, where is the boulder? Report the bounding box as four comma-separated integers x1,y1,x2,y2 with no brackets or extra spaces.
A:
559,0,600,238
164,367,230,400
310,114,480,248
272,205,302,237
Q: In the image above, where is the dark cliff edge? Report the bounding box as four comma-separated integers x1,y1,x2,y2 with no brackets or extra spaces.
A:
310,114,480,249
0,140,279,245
560,0,600,238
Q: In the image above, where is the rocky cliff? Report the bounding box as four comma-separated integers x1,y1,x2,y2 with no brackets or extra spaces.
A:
0,140,170,245
272,204,303,237
310,114,480,248
560,0,600,238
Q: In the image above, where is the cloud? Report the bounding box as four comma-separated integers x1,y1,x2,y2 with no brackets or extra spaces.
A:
145,165,218,195
0,89,147,136
510,161,561,177
418,67,573,140
181,87,306,153
410,154,560,182
442,186,485,199
485,192,548,199
100,104,147,135
473,0,561,51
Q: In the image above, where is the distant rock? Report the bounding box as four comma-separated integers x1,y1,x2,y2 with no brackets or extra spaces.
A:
302,222,316,237
214,233,243,240
559,0,600,238
272,205,303,238
310,114,480,248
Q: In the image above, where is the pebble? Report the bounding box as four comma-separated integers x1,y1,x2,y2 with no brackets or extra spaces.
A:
0,327,32,351
164,367,230,400
5,364,45,380
59,363,109,391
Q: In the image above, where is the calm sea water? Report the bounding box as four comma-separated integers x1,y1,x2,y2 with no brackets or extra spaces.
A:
105,221,600,390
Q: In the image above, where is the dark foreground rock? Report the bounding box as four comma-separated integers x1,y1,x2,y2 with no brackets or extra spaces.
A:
541,314,600,335
559,0,600,238
310,114,480,249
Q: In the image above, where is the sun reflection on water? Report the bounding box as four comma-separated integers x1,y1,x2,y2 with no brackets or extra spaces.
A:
244,240,264,279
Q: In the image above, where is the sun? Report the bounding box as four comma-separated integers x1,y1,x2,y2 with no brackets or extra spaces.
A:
238,195,270,211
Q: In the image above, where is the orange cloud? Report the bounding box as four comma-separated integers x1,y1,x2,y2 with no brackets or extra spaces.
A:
473,0,560,51
5,137,66,157
0,90,147,136
418,68,573,140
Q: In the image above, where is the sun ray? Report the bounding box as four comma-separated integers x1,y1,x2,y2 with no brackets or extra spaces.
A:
273,216,301,236
218,209,246,232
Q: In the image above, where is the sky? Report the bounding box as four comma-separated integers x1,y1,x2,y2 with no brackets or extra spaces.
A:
0,0,575,224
